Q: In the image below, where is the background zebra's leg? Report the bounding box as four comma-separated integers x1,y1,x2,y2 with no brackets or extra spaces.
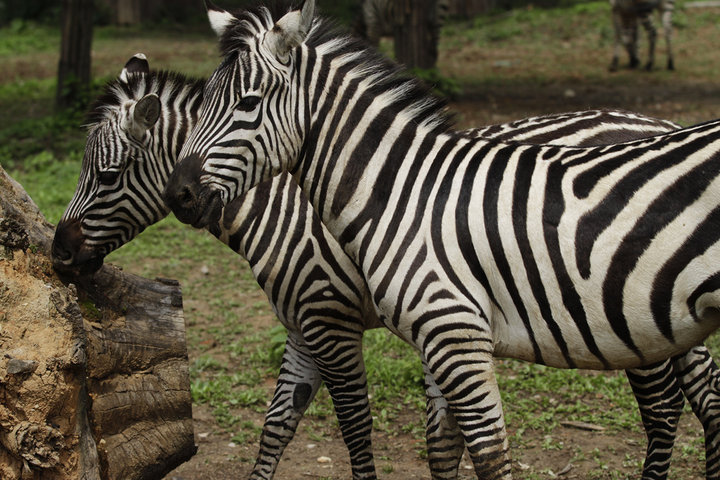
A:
625,361,684,480
660,2,674,70
638,13,658,70
672,347,720,480
422,361,464,480
609,9,624,71
302,325,377,479
250,334,323,480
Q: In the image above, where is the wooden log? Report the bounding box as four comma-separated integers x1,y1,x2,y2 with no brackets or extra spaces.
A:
0,165,195,480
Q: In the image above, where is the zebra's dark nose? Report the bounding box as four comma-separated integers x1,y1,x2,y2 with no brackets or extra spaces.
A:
52,219,83,265
164,153,221,229
52,219,102,276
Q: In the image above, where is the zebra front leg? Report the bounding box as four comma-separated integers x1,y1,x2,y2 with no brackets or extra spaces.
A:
639,14,658,71
672,346,720,480
625,360,684,480
423,360,465,479
420,317,511,480
661,6,674,70
303,324,377,479
250,334,323,480
609,10,623,71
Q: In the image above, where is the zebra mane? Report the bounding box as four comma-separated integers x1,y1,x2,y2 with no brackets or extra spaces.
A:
84,70,205,130
217,2,454,134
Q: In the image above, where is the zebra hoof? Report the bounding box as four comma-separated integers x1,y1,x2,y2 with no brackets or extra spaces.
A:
667,59,675,70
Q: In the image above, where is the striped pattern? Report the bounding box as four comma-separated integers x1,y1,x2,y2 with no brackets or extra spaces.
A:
167,3,720,478
610,0,675,71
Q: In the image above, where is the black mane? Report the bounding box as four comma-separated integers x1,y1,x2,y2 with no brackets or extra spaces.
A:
85,70,205,129
217,2,455,134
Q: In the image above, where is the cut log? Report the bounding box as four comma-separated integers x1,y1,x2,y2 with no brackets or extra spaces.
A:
0,165,195,480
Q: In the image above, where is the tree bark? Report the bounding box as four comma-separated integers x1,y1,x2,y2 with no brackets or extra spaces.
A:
393,0,440,70
0,165,196,480
56,0,94,110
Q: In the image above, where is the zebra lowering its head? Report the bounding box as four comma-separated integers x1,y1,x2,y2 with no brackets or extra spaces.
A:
609,0,675,71
53,55,720,479
165,1,720,477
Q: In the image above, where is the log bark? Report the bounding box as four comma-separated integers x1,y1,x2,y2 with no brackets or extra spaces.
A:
0,165,195,480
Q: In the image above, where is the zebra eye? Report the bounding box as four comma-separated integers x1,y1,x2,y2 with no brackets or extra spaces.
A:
98,170,120,185
237,95,261,112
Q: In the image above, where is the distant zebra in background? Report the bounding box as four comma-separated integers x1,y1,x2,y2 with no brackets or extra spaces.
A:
609,0,675,71
355,0,449,46
167,2,720,476
54,53,720,479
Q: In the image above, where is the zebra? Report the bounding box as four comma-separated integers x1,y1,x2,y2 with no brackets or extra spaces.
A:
163,1,720,477
354,0,449,47
50,54,720,480
609,0,675,71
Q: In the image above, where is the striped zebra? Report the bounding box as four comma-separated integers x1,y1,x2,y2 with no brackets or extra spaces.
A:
50,55,720,480
355,0,449,47
164,1,720,477
609,0,675,71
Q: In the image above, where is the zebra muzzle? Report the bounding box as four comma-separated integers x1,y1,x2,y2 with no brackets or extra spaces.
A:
164,154,224,230
52,219,104,277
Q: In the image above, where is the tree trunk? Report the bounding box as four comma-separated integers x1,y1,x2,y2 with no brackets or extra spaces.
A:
0,165,196,480
56,0,94,110
393,0,440,70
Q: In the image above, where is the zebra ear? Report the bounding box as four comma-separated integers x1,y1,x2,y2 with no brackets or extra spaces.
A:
126,94,161,140
206,0,235,37
264,0,315,62
119,53,149,84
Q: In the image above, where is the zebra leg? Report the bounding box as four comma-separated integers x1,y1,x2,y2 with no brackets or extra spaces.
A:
250,334,323,480
609,9,623,71
422,360,464,479
302,323,377,479
639,13,658,71
660,1,674,70
672,346,720,480
420,316,511,479
625,360,684,480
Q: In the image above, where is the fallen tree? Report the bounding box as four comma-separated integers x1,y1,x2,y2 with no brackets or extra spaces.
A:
0,165,196,480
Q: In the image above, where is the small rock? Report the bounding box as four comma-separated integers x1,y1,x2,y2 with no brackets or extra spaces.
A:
197,432,210,440
228,442,237,448
200,265,210,275
564,89,576,98
306,443,317,449
317,456,332,464
7,358,38,375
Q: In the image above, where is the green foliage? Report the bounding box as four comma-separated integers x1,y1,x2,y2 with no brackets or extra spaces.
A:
0,20,59,55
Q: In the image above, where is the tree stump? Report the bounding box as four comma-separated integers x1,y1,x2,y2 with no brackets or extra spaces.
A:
0,165,196,480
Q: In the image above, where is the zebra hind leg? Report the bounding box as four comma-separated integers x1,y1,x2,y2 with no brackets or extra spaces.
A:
625,361,684,480
422,361,465,479
638,13,658,71
250,335,323,480
672,346,720,480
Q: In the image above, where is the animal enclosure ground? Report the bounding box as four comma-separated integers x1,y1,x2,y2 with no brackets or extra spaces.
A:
3,2,720,479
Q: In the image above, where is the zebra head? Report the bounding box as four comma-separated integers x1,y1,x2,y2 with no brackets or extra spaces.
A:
164,0,315,229
53,54,166,276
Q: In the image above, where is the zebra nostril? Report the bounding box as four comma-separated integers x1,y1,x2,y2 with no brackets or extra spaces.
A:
52,240,73,262
179,185,195,208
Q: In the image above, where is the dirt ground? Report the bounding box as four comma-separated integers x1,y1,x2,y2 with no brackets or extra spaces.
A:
163,76,719,480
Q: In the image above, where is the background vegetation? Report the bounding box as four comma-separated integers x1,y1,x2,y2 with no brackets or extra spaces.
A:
2,1,720,478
